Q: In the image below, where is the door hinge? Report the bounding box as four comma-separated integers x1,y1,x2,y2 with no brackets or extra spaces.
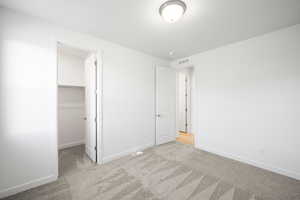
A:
94,117,97,123
94,60,97,66
94,146,97,151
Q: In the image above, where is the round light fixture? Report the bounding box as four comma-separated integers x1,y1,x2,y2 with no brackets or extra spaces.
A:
159,0,187,23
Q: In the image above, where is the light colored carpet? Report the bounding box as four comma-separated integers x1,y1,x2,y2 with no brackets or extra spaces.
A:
3,143,300,200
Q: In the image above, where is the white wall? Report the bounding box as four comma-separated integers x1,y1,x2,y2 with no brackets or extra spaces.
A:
57,50,85,87
58,87,85,149
187,24,300,180
0,8,168,198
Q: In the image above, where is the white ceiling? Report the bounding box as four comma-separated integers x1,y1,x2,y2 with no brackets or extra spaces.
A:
1,0,300,60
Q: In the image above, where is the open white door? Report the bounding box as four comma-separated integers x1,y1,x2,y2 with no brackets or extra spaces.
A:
85,54,97,162
156,66,176,145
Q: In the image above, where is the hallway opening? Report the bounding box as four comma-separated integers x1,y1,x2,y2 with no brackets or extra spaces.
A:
175,67,195,145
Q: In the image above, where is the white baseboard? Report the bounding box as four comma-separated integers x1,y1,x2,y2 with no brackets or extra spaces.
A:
0,174,57,199
102,143,154,164
58,140,84,149
196,145,300,181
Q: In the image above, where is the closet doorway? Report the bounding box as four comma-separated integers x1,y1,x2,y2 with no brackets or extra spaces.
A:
57,43,102,175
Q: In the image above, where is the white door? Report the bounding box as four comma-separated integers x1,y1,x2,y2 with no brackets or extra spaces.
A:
156,66,176,145
85,54,97,162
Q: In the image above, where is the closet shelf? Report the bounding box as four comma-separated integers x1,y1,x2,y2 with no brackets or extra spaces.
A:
58,84,85,88
58,104,85,109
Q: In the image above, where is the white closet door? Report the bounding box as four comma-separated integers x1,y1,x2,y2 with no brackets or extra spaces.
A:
85,54,97,162
156,66,176,145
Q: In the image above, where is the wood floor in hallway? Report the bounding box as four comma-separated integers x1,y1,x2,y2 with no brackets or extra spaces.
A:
176,132,194,145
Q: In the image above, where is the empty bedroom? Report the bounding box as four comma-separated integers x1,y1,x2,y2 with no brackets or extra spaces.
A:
0,0,299,200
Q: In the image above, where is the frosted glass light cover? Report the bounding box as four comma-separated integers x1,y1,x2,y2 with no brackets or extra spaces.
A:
160,0,186,23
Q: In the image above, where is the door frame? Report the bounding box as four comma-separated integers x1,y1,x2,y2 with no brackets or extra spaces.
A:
154,64,196,146
95,52,103,164
56,41,103,165
176,68,193,134
174,66,196,146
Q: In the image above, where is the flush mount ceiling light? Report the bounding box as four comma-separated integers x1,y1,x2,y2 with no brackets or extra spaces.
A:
159,0,187,23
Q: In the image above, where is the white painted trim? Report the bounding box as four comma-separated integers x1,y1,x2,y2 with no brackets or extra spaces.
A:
154,65,157,145
96,51,103,165
102,143,154,164
0,175,57,199
58,140,85,149
196,145,300,181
